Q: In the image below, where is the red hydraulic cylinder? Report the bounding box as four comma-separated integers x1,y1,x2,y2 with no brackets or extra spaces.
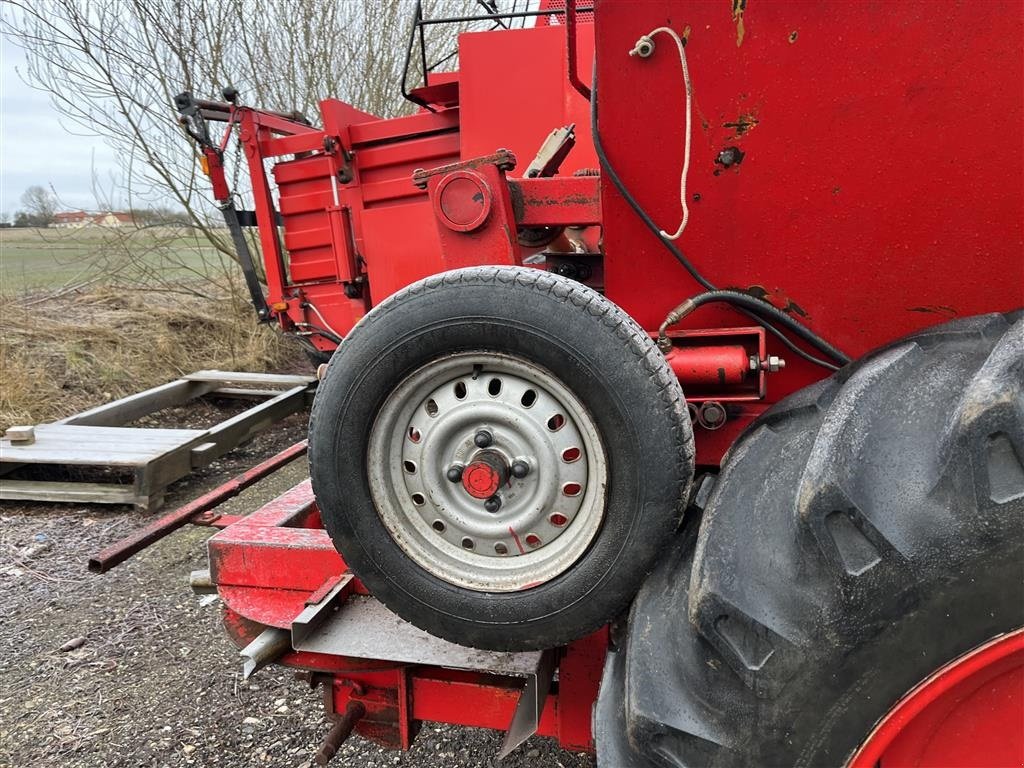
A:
663,345,750,388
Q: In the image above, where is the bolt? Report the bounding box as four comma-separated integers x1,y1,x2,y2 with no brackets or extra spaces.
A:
715,146,744,168
697,401,728,431
474,430,493,448
511,460,530,479
446,464,464,483
758,355,787,372
484,495,502,513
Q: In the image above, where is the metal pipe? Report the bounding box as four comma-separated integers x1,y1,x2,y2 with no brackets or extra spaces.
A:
240,627,292,680
315,701,366,766
87,440,308,573
565,0,592,100
417,7,594,25
189,569,215,594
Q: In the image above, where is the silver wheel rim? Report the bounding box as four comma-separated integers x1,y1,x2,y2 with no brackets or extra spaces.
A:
367,352,607,592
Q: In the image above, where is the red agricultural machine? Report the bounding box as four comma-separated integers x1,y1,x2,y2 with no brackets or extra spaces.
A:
99,0,1024,764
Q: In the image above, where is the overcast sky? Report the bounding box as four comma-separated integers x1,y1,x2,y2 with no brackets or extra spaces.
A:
1,34,122,215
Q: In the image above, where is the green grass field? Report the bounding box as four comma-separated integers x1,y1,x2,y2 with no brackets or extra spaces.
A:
0,226,231,292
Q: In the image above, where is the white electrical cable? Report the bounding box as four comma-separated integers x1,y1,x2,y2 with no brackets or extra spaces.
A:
632,27,693,241
304,300,344,341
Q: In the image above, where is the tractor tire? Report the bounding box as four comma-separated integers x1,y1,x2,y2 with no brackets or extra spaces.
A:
595,311,1024,767
309,267,694,651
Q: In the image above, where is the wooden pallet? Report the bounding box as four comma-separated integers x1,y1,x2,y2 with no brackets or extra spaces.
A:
0,370,316,512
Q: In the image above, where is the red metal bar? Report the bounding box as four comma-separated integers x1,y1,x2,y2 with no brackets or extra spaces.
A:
239,113,290,306
208,481,344,592
565,0,592,100
260,131,332,159
87,440,308,573
511,176,601,227
410,674,560,737
249,109,319,136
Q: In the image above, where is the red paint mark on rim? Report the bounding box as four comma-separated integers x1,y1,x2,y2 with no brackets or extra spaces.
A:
508,527,526,555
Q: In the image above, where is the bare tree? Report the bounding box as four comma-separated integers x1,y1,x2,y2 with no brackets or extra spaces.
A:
1,0,500,257
19,185,57,226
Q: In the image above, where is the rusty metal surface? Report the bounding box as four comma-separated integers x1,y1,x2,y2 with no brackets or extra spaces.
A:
86,439,308,573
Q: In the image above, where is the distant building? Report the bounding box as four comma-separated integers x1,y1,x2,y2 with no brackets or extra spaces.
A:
52,211,92,228
52,210,135,228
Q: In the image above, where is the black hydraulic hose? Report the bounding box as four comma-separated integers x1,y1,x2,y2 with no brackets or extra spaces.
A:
589,65,851,370
660,290,851,365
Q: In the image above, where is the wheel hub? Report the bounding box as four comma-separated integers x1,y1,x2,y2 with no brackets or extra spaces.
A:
366,352,607,592
460,450,508,500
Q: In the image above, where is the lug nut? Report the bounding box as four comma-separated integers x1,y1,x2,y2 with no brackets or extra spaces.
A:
446,464,464,483
474,430,493,448
511,460,530,479
484,495,502,513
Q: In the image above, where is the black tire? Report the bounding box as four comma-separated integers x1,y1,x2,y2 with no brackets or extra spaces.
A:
596,312,1024,767
309,267,694,651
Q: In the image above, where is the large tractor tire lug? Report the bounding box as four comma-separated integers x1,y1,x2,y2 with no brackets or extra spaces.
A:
596,312,1024,767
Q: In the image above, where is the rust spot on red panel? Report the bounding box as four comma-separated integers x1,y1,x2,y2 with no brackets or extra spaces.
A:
724,113,760,138
734,284,810,318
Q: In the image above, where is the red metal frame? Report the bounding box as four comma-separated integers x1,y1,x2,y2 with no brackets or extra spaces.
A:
849,629,1024,768
170,0,1023,760
197,0,1021,467
208,479,604,754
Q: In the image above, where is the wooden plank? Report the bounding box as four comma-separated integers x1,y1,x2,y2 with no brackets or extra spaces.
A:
1,372,315,510
207,387,279,400
0,425,207,465
193,385,309,465
0,480,136,504
40,424,204,441
185,370,316,387
190,442,219,462
59,379,216,427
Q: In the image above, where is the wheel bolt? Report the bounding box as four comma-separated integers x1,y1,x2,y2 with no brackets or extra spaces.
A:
474,429,493,448
484,495,502,513
446,464,464,483
511,460,530,479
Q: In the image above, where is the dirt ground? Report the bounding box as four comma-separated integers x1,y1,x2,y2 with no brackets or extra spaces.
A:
0,407,596,768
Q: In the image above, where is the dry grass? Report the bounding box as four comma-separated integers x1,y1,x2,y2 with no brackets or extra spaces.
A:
0,284,297,428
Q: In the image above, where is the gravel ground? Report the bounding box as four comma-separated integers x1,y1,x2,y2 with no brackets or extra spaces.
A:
0,409,595,768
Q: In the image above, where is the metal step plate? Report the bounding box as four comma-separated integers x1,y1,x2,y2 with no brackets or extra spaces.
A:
292,591,543,678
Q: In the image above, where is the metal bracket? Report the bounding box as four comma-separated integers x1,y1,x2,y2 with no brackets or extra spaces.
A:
412,149,517,190
498,649,558,759
291,575,354,647
524,124,577,179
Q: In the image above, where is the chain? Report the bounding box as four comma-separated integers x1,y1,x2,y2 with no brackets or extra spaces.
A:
230,122,244,201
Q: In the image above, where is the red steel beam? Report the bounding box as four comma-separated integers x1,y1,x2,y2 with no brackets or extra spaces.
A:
87,440,308,573
511,176,600,227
